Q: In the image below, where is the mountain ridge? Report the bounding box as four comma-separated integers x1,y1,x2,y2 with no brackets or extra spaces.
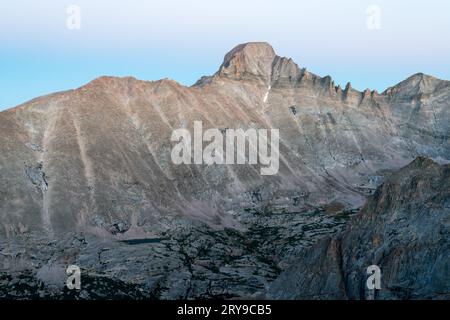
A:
3,42,450,112
268,156,450,299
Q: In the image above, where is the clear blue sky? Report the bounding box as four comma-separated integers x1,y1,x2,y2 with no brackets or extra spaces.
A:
1,0,449,110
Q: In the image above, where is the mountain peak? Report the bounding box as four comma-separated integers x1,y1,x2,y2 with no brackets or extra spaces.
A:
402,72,438,84
383,72,449,98
217,42,276,82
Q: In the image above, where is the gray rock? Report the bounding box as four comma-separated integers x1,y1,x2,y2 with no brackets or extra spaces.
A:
268,157,450,300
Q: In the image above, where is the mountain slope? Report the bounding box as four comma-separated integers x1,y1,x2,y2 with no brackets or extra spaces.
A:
1,42,449,238
268,157,450,299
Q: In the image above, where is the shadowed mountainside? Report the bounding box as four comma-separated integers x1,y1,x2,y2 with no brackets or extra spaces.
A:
268,157,450,299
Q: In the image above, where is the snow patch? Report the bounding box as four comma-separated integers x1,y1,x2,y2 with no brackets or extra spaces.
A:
263,85,271,103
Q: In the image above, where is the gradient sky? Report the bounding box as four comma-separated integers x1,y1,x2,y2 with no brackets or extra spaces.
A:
1,0,449,110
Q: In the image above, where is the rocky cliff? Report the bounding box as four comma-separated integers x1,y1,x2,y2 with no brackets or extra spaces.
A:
268,157,450,299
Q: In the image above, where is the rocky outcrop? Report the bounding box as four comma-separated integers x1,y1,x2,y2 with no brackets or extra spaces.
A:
268,157,450,299
218,42,276,83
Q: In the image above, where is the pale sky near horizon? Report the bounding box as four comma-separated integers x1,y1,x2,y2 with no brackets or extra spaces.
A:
1,0,449,110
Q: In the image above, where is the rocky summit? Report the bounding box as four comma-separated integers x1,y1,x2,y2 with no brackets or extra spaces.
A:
0,42,449,299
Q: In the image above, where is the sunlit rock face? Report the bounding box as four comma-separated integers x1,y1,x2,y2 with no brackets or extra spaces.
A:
0,43,449,299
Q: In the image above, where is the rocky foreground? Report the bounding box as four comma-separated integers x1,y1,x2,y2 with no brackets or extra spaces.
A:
0,201,352,299
0,42,449,299
268,157,450,300
1,157,448,299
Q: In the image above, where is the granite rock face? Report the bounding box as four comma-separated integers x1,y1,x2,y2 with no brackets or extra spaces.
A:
268,157,450,299
0,42,449,299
